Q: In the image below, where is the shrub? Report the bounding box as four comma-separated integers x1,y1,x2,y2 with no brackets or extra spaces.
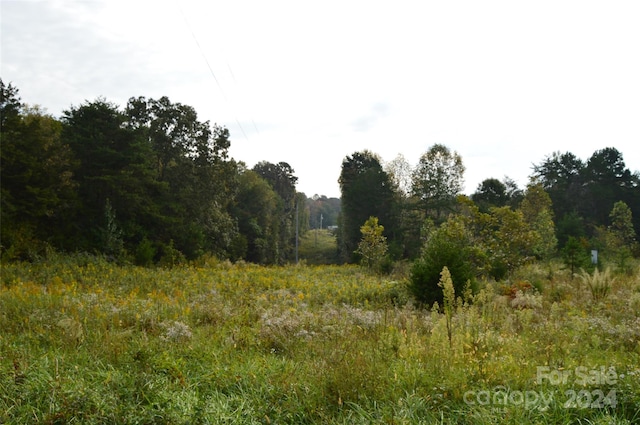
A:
355,216,388,273
561,236,591,276
158,240,186,268
134,237,156,266
409,219,474,306
579,267,615,301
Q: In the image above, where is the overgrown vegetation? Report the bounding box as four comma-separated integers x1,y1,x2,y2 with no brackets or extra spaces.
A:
3,73,640,424
1,255,639,423
298,228,339,265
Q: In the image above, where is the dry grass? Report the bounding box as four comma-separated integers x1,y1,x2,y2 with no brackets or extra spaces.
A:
1,255,638,423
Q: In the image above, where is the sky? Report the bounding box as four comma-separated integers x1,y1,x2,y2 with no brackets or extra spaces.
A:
2,0,639,199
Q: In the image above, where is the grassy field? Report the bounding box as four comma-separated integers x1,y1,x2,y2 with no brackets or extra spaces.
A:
1,254,639,424
298,229,339,264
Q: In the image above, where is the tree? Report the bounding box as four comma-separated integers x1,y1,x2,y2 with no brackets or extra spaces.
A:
520,184,557,260
471,178,508,212
410,214,475,306
232,169,280,263
338,151,396,263
532,147,640,243
602,201,637,272
253,162,298,206
609,201,636,247
411,144,465,222
306,195,341,229
355,216,388,272
582,147,635,228
124,96,239,259
384,153,423,259
480,206,537,279
503,176,524,208
0,79,21,131
62,98,161,254
532,151,585,220
561,236,591,277
456,197,538,279
253,161,299,263
1,81,75,258
556,211,586,249
384,153,413,197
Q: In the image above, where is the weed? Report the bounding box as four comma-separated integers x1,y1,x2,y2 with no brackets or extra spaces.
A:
0,256,638,423
579,267,615,301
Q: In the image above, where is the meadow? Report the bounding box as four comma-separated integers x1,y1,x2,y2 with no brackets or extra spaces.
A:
1,253,639,424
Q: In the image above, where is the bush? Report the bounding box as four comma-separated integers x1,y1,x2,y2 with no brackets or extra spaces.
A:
561,236,592,276
158,240,186,268
134,237,156,266
355,216,388,273
409,220,474,306
578,267,615,301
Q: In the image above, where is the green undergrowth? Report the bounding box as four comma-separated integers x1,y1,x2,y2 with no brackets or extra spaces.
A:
1,255,639,424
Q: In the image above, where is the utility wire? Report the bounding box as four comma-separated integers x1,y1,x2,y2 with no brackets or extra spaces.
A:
180,7,251,141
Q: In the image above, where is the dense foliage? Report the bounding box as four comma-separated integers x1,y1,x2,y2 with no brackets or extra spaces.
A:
1,80,329,264
2,78,639,274
337,151,397,263
2,78,640,423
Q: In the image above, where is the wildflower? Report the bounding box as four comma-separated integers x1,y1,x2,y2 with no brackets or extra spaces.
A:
160,321,192,342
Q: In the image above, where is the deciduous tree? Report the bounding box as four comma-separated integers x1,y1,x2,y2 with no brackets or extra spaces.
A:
355,216,388,272
411,144,464,222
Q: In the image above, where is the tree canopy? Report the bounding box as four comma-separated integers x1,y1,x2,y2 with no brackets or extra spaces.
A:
338,151,396,262
2,78,638,272
411,144,465,222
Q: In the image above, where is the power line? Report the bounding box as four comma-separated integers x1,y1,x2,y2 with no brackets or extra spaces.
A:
179,7,253,141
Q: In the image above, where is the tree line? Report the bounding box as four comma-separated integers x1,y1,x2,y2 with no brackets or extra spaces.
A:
2,79,638,272
1,80,340,264
338,145,639,280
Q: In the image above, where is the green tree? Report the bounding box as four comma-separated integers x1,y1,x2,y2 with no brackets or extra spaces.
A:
124,96,239,259
532,151,585,221
411,144,465,222
295,191,310,237
583,148,635,229
532,147,639,246
503,176,524,208
520,184,557,260
1,81,75,258
252,161,299,263
556,211,586,249
355,216,388,272
603,201,637,272
385,153,422,259
62,98,161,254
338,151,397,263
232,168,280,264
306,194,341,229
471,178,509,212
561,236,591,277
482,206,537,279
609,200,636,247
410,215,475,306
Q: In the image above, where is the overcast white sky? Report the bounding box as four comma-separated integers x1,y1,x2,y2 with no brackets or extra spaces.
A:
2,0,639,198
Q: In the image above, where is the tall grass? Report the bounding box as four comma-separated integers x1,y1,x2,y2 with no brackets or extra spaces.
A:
1,256,639,423
578,267,615,301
